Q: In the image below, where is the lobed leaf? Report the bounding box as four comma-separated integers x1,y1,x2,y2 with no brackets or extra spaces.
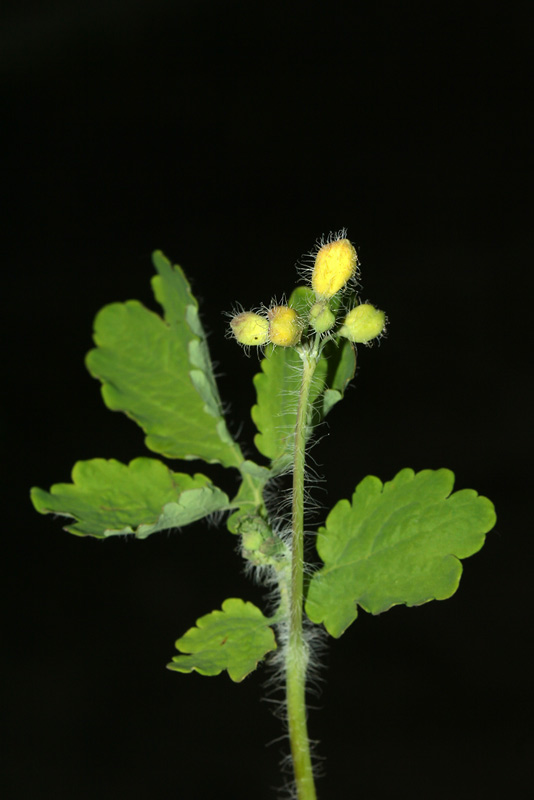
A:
305,468,496,638
30,457,232,538
252,287,356,467
167,598,277,682
85,251,242,468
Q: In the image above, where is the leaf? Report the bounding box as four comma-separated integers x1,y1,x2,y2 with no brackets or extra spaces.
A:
251,343,304,467
251,287,356,467
305,468,496,638
30,457,232,538
167,598,277,682
85,251,242,468
319,336,357,417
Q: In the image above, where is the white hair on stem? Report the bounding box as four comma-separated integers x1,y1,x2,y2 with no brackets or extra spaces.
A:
231,287,353,796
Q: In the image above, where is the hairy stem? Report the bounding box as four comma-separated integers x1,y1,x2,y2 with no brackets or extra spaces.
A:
286,347,317,800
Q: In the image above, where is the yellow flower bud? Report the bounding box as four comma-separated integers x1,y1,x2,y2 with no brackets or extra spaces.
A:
338,304,386,343
230,311,270,346
268,305,301,347
312,237,357,299
309,301,335,333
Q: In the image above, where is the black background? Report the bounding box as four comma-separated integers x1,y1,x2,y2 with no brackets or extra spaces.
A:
3,1,533,798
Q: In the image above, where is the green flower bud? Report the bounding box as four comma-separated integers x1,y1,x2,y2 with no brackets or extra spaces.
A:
309,301,335,333
239,515,272,552
230,311,270,346
238,515,286,566
339,303,386,343
241,527,264,553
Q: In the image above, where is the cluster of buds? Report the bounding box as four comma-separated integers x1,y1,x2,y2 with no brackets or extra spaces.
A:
229,232,386,350
239,515,287,567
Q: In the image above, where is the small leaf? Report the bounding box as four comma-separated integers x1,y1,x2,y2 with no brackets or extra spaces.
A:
252,343,304,467
167,598,277,682
30,457,232,538
319,336,356,418
85,252,242,468
252,287,356,467
306,468,496,638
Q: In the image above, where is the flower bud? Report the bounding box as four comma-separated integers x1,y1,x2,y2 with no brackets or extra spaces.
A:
268,305,301,347
312,237,357,299
230,311,270,346
309,301,335,333
338,304,386,343
239,515,285,566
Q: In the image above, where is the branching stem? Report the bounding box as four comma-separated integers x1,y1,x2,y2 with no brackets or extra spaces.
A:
285,345,318,800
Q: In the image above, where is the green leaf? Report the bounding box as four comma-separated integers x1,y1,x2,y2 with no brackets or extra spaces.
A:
167,598,277,682
85,251,242,468
30,457,232,538
320,335,357,417
251,343,304,467
305,468,496,638
251,287,356,467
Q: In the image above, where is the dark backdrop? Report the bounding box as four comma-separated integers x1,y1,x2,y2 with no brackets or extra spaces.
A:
4,1,532,798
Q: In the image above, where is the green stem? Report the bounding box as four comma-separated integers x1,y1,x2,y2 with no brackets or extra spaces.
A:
286,346,318,800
